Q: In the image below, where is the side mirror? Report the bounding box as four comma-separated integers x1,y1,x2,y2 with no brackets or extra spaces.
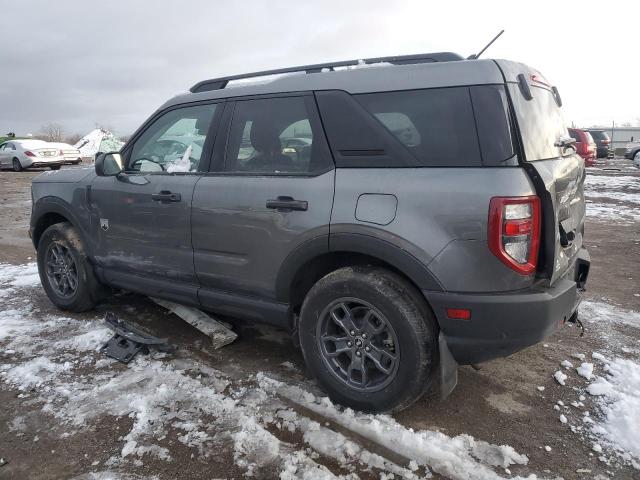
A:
95,152,124,176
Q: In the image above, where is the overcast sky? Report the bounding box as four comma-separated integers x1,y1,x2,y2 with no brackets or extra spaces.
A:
1,0,638,137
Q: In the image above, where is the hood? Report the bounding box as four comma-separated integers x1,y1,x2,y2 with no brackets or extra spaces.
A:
32,166,95,184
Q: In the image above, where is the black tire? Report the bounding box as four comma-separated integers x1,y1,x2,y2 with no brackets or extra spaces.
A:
299,266,439,413
12,158,22,172
37,222,104,312
50,165,61,170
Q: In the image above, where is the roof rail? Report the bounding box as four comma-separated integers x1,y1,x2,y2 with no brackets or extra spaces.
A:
190,52,464,93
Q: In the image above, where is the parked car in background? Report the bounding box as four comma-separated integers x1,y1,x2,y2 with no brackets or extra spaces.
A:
568,128,596,166
48,143,82,165
586,129,612,158
0,139,65,171
624,141,640,167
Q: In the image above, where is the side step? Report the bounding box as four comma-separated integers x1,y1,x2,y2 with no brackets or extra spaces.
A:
151,297,238,349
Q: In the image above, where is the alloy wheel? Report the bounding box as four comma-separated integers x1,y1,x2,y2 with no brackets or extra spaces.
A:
316,298,400,392
45,242,79,298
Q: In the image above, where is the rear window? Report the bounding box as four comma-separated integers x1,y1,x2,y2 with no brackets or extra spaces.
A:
508,84,569,161
589,131,609,141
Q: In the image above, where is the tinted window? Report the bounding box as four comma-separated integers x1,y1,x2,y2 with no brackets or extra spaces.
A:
470,85,515,165
129,104,217,173
568,130,581,142
356,87,482,167
225,96,331,174
509,84,569,161
589,131,607,141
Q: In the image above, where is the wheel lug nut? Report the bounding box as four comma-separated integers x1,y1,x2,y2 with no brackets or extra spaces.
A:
362,333,367,339
355,350,361,357
347,341,352,347
350,330,355,336
365,346,371,352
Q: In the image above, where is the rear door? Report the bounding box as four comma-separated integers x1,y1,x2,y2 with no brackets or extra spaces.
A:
90,102,221,303
500,63,585,284
191,94,335,313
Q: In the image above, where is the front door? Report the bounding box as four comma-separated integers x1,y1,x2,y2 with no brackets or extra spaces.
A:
192,95,335,317
90,102,221,302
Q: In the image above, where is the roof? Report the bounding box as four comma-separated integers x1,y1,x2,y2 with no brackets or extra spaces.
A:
163,57,508,109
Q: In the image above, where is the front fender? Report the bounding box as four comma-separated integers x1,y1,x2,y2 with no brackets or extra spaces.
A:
31,194,94,258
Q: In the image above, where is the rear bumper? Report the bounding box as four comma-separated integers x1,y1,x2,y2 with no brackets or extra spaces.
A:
424,248,590,365
27,160,65,168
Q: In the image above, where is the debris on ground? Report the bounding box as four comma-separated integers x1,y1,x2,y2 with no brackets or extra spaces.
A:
101,312,172,363
151,297,238,349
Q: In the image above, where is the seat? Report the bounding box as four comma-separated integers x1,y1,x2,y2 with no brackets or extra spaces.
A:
245,120,293,172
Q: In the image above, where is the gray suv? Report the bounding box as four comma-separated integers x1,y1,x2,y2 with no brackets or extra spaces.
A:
30,52,590,413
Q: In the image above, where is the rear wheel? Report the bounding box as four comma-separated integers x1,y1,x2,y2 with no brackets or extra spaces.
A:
50,165,61,170
12,158,22,172
299,266,438,413
634,151,640,167
37,222,104,312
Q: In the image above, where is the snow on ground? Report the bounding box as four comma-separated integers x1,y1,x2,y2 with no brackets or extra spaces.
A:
584,171,640,224
1,263,535,479
550,300,640,470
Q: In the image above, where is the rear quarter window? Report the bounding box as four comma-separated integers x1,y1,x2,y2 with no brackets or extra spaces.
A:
356,87,483,167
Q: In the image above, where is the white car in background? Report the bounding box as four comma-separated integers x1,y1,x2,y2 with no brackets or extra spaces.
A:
48,142,83,165
0,139,65,171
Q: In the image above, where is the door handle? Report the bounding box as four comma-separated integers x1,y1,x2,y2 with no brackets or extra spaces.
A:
151,191,181,202
266,196,308,212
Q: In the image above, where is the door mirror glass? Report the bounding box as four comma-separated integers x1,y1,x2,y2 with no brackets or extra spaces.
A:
95,152,123,176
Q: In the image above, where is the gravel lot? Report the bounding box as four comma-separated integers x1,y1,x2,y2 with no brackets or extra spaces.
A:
1,159,639,480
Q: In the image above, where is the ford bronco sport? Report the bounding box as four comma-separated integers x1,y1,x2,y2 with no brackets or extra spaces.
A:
30,52,590,413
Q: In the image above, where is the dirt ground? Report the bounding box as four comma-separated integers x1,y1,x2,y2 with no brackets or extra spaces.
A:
1,160,639,480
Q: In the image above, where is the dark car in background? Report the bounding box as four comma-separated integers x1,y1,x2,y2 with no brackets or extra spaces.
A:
568,128,596,166
587,129,612,158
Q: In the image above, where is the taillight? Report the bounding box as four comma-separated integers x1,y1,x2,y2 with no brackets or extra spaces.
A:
24,151,36,157
602,139,610,145
488,196,541,275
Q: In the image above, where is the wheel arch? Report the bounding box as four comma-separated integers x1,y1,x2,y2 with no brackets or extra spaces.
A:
31,198,93,257
275,233,443,315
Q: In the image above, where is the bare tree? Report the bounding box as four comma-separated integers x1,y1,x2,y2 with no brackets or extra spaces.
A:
40,123,65,142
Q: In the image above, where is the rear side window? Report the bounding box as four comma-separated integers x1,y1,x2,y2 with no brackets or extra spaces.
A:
317,86,515,168
356,87,482,167
569,130,581,142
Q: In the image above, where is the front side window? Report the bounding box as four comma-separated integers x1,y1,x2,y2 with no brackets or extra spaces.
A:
128,104,217,173
225,96,330,174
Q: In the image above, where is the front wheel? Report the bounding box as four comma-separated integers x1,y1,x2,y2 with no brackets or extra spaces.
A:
634,151,640,168
37,222,104,312
299,266,439,413
12,158,22,172
50,165,61,170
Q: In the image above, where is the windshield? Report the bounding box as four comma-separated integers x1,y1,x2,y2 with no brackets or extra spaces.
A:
508,84,570,161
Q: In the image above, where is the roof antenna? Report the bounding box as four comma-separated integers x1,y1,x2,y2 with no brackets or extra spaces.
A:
467,30,504,60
